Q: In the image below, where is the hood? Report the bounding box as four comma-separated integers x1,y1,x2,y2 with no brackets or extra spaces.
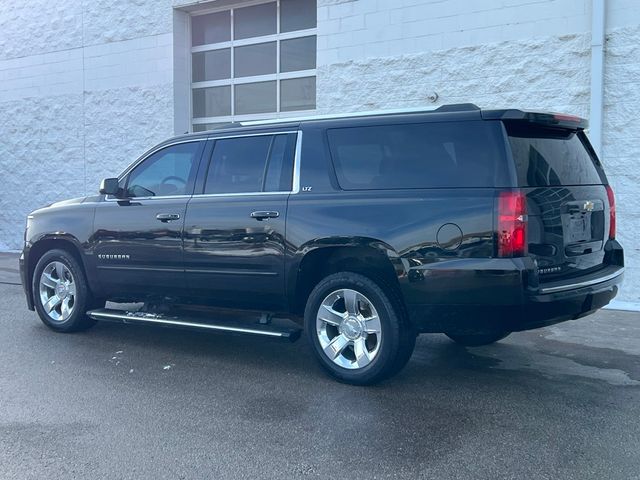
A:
31,195,101,215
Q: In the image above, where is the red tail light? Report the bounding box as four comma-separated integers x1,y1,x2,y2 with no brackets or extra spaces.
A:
606,185,616,240
496,191,527,257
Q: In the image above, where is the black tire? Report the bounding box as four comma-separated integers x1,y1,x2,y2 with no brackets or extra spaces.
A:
305,272,416,385
32,249,97,333
445,331,510,347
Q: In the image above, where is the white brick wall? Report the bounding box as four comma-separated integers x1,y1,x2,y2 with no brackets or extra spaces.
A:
317,0,596,65
0,1,175,252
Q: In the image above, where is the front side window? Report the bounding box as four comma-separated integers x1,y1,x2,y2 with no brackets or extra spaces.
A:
126,142,201,197
204,134,296,194
191,0,317,132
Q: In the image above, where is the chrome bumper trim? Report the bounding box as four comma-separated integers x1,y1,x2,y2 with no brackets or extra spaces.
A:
539,267,624,294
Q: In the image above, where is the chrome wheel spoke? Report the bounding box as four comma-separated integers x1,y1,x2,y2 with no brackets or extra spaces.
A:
319,304,345,326
55,262,66,281
343,289,359,316
323,334,350,360
364,314,381,335
61,297,72,319
66,281,76,296
44,294,61,313
354,337,372,368
41,273,57,289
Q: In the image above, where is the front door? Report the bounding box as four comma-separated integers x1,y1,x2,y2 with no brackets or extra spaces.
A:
183,132,298,311
92,139,205,297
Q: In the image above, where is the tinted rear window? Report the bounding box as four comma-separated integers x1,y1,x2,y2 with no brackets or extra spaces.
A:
327,121,507,190
506,123,604,187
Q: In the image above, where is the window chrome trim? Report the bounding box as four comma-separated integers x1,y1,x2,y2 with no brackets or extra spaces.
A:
104,194,192,202
292,130,301,194
206,130,297,140
106,130,302,201
190,130,302,198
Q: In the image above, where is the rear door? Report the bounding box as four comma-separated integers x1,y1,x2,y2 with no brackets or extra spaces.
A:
182,131,298,311
505,122,612,282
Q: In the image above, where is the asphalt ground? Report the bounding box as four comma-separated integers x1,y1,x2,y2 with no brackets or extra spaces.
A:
0,253,639,479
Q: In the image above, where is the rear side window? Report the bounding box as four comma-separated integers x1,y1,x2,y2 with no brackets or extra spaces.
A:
326,121,507,190
506,123,604,187
204,133,296,194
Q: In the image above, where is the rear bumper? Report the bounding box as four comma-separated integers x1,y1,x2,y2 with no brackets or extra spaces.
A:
405,262,624,334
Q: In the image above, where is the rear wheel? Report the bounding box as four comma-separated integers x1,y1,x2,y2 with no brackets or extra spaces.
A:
446,331,510,347
32,249,97,332
305,272,415,385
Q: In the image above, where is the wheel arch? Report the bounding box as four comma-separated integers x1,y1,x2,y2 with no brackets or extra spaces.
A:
26,235,97,307
288,238,408,317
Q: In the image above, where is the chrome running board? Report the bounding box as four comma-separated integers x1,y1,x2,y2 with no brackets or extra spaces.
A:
87,308,301,342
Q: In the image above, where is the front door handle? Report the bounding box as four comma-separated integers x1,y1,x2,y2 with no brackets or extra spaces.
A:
250,211,279,221
156,213,180,222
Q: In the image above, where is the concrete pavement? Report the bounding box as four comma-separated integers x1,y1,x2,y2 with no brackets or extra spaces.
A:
0,277,639,479
0,251,19,285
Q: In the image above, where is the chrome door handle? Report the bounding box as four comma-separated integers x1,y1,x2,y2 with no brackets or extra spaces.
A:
250,211,279,221
156,213,180,222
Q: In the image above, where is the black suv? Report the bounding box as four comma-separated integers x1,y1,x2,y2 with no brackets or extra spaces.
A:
20,104,624,384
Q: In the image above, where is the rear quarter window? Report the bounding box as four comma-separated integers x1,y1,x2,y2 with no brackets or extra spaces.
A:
506,123,604,187
326,120,508,190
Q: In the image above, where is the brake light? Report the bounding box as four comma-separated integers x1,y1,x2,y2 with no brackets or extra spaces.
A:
496,191,527,257
606,185,616,239
553,113,582,124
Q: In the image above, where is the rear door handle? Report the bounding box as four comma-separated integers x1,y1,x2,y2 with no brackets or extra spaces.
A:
156,213,180,222
250,211,279,221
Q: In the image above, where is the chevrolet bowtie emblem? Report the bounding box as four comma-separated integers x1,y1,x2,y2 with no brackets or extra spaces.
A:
583,200,595,212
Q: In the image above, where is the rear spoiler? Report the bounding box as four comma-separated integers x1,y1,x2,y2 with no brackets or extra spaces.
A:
481,109,588,130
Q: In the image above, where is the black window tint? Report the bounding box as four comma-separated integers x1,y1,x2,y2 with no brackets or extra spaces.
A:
205,134,296,194
126,142,201,197
506,124,604,187
205,136,270,194
327,121,506,190
264,134,296,192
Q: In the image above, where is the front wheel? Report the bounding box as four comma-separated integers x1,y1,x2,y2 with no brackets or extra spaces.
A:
446,331,510,347
305,272,415,385
32,249,98,333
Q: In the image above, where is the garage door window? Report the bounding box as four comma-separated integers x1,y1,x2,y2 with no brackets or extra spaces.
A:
191,0,317,132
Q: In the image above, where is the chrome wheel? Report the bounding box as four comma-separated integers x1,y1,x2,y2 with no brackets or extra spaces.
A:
316,288,382,370
38,261,76,322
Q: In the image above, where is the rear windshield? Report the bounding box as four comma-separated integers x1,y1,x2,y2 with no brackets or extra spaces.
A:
327,121,508,190
506,123,604,187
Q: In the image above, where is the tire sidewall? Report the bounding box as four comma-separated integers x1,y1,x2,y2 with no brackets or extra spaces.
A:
32,249,91,332
305,273,402,385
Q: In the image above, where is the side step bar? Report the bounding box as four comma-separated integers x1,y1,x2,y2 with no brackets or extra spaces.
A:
87,308,302,342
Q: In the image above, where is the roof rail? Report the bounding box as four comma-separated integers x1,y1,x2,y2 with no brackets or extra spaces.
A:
197,122,242,131
435,103,480,112
238,104,480,126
